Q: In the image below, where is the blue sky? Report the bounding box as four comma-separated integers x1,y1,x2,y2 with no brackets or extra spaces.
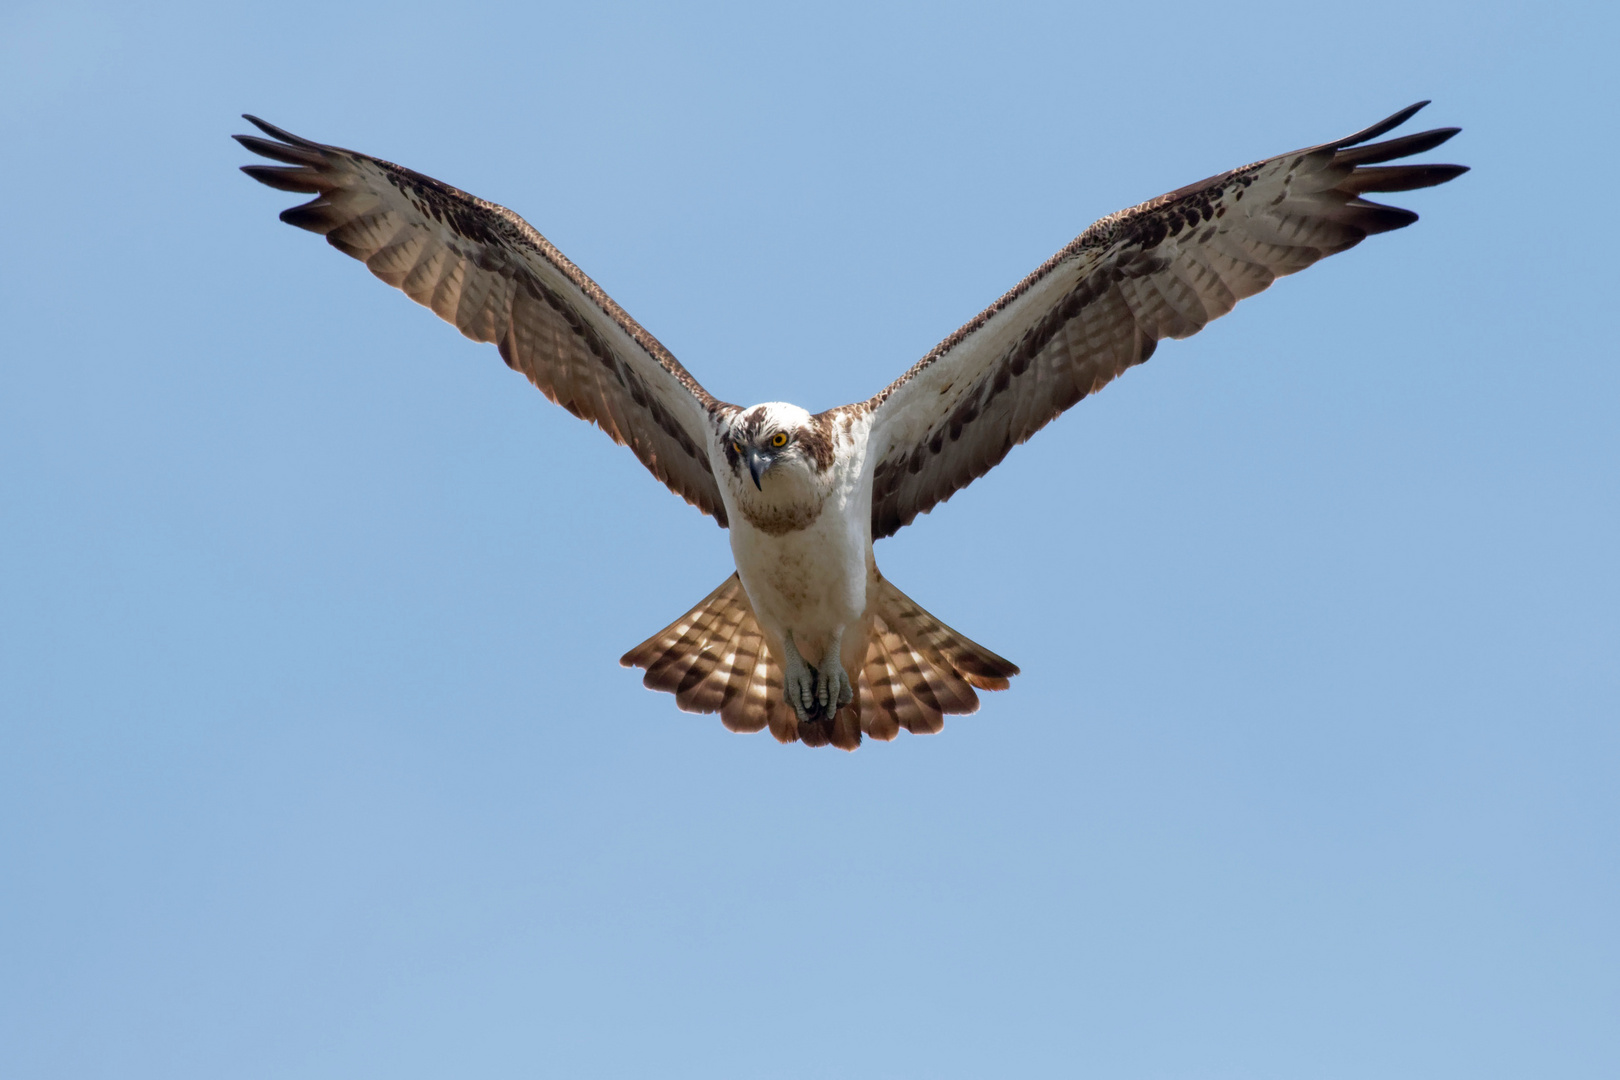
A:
2,2,1616,1077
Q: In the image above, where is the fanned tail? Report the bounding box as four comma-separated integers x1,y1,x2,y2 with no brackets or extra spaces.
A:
620,573,1018,750
853,575,1019,742
619,573,791,736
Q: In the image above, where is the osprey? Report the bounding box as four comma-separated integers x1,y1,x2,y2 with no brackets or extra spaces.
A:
238,103,1465,750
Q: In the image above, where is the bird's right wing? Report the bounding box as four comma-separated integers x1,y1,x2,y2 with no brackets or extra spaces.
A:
237,116,735,525
861,102,1466,539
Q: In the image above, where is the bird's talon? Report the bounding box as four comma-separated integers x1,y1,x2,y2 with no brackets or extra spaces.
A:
781,641,819,725
810,658,853,719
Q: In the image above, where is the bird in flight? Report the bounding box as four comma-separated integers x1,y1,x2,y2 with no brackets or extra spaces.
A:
238,102,1465,750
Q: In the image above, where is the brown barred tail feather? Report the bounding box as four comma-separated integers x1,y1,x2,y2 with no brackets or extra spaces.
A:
854,575,1019,742
621,573,1018,751
619,573,792,737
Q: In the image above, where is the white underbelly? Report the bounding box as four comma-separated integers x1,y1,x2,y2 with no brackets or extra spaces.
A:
729,510,866,660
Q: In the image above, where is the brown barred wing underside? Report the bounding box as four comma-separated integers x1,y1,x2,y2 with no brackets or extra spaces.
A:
237,116,733,525
865,102,1467,539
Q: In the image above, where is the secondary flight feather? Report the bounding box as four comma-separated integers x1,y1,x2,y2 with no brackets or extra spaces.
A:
238,103,1465,749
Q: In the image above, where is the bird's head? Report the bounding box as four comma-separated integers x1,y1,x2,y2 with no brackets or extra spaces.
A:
722,403,834,493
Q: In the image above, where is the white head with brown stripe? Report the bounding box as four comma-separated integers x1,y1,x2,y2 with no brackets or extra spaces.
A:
720,403,838,535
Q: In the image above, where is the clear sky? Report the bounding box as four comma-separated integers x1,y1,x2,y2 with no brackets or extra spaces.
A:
2,2,1615,1077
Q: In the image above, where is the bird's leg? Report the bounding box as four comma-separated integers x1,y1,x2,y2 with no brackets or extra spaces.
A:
815,628,855,718
780,631,816,723
781,631,855,724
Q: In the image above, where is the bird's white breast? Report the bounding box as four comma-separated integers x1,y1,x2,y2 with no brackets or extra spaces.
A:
713,410,874,664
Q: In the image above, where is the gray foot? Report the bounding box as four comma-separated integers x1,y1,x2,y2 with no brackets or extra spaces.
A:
780,633,854,723
781,635,816,723
815,656,854,717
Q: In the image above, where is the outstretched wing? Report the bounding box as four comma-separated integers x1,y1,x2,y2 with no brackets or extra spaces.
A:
236,117,734,525
863,102,1466,539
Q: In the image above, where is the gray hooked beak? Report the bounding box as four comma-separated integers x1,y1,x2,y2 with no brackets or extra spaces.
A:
746,447,769,490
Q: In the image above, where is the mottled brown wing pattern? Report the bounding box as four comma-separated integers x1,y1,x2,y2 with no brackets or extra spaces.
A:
236,116,733,524
866,102,1467,539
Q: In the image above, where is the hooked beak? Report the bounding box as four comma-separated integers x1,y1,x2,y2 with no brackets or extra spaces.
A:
746,447,769,490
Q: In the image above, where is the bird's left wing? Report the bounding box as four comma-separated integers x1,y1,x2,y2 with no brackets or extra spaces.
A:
862,102,1466,539
237,116,734,525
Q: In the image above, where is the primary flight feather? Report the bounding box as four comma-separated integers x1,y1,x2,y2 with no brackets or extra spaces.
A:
238,102,1465,749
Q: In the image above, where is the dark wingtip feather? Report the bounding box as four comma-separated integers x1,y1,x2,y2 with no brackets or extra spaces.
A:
240,164,321,193
234,132,322,166
239,114,322,148
1336,100,1431,148
1346,163,1470,193
1355,203,1421,235
278,203,337,234
1338,127,1461,166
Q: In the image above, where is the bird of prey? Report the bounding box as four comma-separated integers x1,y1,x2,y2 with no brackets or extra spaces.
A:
238,102,1465,750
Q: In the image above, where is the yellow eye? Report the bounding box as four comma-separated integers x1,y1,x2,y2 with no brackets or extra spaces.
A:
770,432,789,448
732,442,742,455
